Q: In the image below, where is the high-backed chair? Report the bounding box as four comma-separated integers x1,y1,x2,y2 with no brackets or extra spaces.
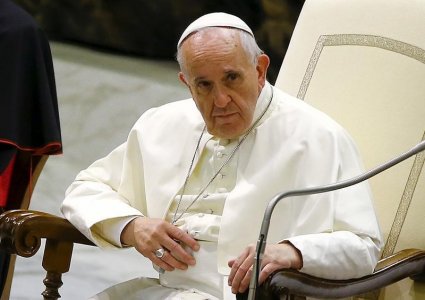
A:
248,0,425,298
1,0,425,299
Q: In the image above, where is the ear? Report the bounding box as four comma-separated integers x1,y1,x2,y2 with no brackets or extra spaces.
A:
178,72,189,87
256,54,270,87
178,71,195,97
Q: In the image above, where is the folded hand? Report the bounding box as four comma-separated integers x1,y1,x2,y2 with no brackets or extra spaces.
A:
121,216,200,272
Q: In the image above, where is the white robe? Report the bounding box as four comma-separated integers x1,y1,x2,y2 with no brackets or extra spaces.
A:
62,82,382,298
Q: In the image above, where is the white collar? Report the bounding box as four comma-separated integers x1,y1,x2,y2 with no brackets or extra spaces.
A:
251,81,273,128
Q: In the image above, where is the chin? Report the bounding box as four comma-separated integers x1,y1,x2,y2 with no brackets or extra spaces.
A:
213,127,246,139
207,120,249,139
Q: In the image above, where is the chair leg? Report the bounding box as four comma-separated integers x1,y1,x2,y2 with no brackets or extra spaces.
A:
41,239,74,300
42,271,63,300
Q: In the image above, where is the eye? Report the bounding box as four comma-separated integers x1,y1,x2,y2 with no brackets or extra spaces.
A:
226,72,240,82
198,81,210,88
196,80,212,93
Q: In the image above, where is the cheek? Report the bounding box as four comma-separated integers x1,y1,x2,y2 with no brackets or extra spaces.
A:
239,91,258,117
193,96,213,118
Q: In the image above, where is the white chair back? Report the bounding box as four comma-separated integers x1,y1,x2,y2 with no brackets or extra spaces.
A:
275,0,425,298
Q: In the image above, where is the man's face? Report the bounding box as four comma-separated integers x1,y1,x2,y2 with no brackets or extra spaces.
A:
179,28,269,139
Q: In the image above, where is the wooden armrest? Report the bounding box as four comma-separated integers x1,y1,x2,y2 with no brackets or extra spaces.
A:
0,209,95,300
0,209,94,257
269,249,425,299
237,249,425,300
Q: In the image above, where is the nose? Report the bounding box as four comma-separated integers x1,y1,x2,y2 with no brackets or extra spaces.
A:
213,86,231,108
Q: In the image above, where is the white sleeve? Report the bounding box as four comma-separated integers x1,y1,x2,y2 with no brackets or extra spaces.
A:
287,231,380,279
61,134,146,247
91,216,139,248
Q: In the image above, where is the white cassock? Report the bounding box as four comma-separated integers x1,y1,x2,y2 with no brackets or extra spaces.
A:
62,82,383,299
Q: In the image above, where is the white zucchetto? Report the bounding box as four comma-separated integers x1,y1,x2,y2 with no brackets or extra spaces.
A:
177,12,254,48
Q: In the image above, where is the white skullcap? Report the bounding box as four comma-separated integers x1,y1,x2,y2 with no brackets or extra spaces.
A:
177,12,254,48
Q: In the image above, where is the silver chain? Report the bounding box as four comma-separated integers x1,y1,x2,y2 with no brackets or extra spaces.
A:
171,86,274,224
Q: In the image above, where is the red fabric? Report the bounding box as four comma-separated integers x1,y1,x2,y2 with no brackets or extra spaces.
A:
0,153,16,207
0,139,62,156
0,0,63,208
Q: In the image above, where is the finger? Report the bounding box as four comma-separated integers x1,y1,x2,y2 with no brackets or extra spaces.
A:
258,263,279,285
228,244,257,292
158,249,189,271
228,262,239,286
161,236,196,266
230,255,254,294
133,219,197,267
228,248,250,284
237,265,253,293
148,252,175,272
167,224,200,251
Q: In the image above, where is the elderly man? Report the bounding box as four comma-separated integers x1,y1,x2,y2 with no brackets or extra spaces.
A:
62,12,382,300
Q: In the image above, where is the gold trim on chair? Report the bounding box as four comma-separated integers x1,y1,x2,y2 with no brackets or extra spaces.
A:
382,131,425,258
297,33,425,261
297,34,425,100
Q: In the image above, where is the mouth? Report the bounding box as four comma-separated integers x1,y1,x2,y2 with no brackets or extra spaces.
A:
213,111,237,117
214,112,239,124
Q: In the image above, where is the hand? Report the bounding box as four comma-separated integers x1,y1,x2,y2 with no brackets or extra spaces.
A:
121,216,200,272
227,242,302,294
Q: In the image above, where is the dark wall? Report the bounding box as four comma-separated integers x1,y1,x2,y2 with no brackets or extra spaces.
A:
13,0,304,83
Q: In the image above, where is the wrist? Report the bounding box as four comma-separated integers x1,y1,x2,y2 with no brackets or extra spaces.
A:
120,216,142,246
281,240,303,270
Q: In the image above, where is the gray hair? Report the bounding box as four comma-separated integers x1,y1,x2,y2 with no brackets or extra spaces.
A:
176,27,263,74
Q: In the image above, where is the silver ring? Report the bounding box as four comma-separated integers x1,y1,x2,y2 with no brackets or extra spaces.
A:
154,248,165,259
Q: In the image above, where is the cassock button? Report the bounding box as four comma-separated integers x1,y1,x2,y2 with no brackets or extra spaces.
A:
190,230,200,237
219,139,230,146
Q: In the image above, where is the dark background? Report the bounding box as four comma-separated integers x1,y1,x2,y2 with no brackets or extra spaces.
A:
13,0,304,83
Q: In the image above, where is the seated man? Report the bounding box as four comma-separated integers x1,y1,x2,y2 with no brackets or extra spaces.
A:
61,12,382,300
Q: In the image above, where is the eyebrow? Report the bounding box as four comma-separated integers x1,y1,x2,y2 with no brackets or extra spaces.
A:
223,70,240,77
193,77,209,84
192,69,242,84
